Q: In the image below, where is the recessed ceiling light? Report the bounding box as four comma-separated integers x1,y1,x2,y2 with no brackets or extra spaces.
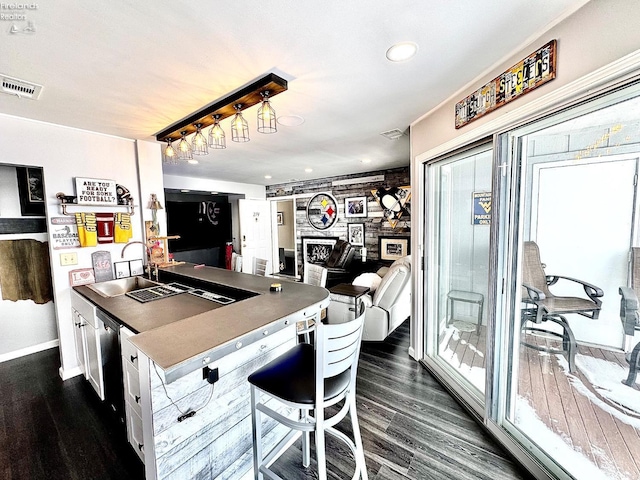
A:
187,159,199,164
277,115,305,127
386,42,418,62
180,189,190,193
264,175,272,179
305,168,313,173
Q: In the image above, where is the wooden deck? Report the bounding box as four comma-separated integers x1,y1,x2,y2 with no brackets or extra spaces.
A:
439,325,640,480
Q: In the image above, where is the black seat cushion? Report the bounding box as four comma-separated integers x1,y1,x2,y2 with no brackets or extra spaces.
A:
248,343,350,405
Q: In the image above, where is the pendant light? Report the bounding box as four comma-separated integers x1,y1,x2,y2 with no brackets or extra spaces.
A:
231,104,250,143
208,114,226,149
176,131,193,160
257,90,277,134
163,139,178,164
191,123,208,155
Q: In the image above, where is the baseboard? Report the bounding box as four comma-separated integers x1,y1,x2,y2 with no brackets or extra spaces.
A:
408,346,416,359
59,365,83,381
0,339,59,364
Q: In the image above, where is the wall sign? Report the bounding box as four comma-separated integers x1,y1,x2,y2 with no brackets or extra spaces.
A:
69,268,96,286
455,40,557,129
75,177,118,206
50,216,80,249
473,192,491,225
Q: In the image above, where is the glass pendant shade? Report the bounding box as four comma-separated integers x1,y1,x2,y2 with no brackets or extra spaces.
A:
208,115,226,149
163,139,178,164
257,91,277,134
177,131,193,160
191,124,209,155
231,104,250,143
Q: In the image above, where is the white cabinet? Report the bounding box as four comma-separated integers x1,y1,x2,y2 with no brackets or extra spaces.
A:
121,325,145,464
72,308,87,377
71,291,105,400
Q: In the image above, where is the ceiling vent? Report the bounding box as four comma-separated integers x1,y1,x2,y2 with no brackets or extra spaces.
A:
380,128,405,140
1,74,43,100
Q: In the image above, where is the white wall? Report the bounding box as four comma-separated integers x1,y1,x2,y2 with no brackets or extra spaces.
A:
0,165,22,216
0,113,142,378
0,165,58,361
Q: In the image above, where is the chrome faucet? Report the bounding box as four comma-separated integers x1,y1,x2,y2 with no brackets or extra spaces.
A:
120,241,155,279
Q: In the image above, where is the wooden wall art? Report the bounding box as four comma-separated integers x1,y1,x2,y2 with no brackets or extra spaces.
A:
455,39,557,129
371,186,411,229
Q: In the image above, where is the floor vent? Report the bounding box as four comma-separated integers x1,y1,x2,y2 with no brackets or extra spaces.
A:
1,74,43,100
380,128,405,140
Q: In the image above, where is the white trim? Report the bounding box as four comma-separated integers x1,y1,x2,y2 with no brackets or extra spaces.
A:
0,339,59,364
60,365,83,381
414,48,640,165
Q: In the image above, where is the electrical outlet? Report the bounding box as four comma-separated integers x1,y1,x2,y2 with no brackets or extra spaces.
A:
60,252,78,266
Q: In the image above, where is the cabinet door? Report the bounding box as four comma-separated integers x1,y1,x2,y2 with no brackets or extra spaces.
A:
72,309,87,378
83,319,105,401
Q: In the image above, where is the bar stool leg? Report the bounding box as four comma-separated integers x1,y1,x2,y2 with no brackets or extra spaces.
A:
315,416,327,480
250,386,263,480
301,409,310,468
349,395,368,480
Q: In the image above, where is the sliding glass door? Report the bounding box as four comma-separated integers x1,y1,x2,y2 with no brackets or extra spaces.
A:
424,145,493,404
423,84,640,479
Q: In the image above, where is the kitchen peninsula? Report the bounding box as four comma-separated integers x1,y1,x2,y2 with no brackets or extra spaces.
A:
72,263,330,480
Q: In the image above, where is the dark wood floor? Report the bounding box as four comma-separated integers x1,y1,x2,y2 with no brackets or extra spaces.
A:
0,322,529,480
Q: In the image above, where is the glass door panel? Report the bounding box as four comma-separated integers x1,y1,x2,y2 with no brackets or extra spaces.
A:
426,146,493,396
500,92,640,480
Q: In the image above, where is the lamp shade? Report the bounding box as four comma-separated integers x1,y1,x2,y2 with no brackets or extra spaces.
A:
177,131,193,160
163,139,178,164
191,123,209,155
208,114,226,149
231,104,250,143
257,91,277,134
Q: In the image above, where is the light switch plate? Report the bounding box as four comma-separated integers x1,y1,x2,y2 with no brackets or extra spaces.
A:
60,252,78,266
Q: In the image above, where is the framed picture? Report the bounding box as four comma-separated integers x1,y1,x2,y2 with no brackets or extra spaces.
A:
347,223,365,246
301,236,338,265
344,196,367,218
276,211,284,225
16,166,46,216
379,236,410,261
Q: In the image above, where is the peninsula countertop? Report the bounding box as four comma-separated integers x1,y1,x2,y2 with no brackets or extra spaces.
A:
74,263,330,382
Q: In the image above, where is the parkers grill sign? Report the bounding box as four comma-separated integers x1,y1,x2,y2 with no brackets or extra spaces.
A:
455,40,557,129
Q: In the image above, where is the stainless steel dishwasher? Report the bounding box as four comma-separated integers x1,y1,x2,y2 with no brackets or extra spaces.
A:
96,309,125,426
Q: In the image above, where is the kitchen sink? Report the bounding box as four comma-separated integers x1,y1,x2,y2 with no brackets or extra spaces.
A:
87,276,161,297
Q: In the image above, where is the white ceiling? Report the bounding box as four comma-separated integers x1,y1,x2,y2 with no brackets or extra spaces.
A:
0,0,588,186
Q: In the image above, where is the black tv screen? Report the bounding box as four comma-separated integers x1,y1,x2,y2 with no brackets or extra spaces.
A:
166,198,231,252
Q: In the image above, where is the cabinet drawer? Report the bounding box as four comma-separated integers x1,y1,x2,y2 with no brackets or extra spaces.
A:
120,327,139,369
123,360,142,418
125,401,145,463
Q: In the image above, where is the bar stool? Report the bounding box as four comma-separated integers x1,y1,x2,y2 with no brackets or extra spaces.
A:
248,310,368,480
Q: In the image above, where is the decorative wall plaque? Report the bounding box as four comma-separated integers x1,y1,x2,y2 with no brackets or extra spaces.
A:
455,40,557,129
91,250,114,282
75,177,118,206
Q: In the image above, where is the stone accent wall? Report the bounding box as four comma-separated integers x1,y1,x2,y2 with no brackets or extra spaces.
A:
266,166,410,269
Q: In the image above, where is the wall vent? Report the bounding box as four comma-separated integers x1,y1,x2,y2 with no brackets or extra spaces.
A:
380,128,405,140
1,74,43,100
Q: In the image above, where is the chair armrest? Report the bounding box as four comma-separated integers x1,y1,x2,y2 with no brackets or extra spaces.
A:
619,286,640,335
523,283,546,301
547,275,604,303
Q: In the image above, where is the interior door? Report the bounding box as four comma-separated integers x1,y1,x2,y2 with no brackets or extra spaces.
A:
531,157,638,348
238,199,273,274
